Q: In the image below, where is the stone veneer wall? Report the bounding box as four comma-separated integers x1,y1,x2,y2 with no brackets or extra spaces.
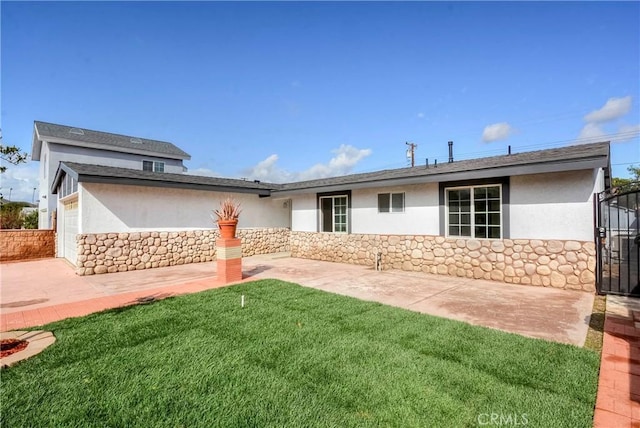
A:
290,232,596,292
0,229,56,262
75,228,290,275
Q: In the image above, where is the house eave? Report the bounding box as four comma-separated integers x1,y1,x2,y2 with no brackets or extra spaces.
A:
77,176,272,196
272,157,608,196
42,136,191,161
31,128,43,161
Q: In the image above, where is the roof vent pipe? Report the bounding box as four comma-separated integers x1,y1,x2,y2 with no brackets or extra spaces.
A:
508,145,512,155
448,141,454,163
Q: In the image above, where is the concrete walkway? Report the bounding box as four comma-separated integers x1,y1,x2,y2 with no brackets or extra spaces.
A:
1,254,593,345
593,296,640,427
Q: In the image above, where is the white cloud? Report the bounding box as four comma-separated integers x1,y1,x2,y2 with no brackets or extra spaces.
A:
245,145,372,183
187,167,220,177
244,154,292,183
482,122,513,143
417,112,425,119
578,123,606,142
0,163,39,203
584,96,632,123
576,122,640,144
299,145,372,181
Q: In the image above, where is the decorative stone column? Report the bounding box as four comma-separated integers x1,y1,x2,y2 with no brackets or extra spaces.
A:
216,237,243,283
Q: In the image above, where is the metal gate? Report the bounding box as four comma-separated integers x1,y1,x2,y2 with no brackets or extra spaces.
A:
596,185,640,296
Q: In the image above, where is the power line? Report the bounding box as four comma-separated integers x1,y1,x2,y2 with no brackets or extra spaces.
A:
359,129,639,173
426,129,640,161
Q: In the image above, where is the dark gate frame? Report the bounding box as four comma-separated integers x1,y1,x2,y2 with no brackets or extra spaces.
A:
595,184,640,296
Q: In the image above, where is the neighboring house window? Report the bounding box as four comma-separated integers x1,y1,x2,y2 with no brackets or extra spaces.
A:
319,195,349,233
446,185,501,239
378,192,405,213
59,173,78,198
143,160,165,172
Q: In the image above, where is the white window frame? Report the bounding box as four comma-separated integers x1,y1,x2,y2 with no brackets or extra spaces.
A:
319,195,349,233
378,192,405,213
445,184,502,239
142,160,165,173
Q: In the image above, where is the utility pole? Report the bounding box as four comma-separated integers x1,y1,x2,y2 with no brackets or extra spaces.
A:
405,142,417,167
32,187,37,204
8,187,12,201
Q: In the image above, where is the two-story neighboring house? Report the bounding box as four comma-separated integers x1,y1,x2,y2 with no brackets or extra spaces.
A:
31,121,191,229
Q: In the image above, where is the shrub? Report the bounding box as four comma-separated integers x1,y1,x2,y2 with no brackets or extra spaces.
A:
0,203,24,229
22,210,38,229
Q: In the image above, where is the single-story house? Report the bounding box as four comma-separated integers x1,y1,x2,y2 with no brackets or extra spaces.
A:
50,140,610,292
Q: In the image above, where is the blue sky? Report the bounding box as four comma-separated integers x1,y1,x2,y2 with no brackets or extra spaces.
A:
2,1,639,202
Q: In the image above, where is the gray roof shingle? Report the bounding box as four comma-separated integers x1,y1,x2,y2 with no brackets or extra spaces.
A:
54,162,279,195
51,141,610,196
276,141,610,192
34,121,191,160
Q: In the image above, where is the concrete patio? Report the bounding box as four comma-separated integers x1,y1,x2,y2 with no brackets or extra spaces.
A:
1,254,594,345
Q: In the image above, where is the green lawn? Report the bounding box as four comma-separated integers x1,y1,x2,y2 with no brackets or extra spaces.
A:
1,279,599,427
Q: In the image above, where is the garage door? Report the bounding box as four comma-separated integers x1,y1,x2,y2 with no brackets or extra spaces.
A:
63,201,78,265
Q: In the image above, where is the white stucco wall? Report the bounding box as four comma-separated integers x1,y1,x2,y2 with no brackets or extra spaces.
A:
351,184,440,235
289,169,602,241
290,183,440,234
49,143,185,173
37,141,185,228
79,183,290,233
509,170,599,241
291,194,317,232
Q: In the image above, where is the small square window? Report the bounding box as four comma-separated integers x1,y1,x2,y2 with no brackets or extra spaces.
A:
378,192,404,213
143,160,165,172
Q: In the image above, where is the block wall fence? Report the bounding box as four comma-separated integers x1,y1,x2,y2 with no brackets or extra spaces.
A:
0,229,56,262
74,228,596,292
